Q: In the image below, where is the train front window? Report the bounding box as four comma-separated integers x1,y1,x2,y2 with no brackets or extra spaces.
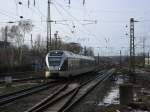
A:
48,57,61,66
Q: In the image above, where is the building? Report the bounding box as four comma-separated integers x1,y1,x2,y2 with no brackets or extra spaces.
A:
0,41,10,48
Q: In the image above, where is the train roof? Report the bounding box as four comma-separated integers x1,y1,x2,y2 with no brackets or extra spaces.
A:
47,50,95,60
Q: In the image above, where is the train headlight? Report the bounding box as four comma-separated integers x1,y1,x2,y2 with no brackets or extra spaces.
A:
58,68,60,70
45,71,50,78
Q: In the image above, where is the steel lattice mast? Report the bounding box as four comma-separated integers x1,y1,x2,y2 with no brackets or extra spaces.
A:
47,0,52,52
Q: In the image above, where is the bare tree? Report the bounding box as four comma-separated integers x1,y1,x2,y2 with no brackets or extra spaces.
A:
8,20,33,65
31,34,46,67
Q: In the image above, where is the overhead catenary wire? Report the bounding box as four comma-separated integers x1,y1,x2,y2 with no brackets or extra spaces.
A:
2,0,150,54
13,0,20,17
0,1,76,44
0,11,17,20
34,0,46,17
53,3,77,38
53,1,100,42
19,1,45,18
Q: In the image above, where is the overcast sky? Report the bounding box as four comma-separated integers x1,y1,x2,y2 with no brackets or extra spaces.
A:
0,0,150,56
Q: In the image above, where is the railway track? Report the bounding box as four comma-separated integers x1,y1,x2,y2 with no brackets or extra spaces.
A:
0,71,44,84
0,71,44,78
0,77,45,84
25,69,115,112
0,80,60,106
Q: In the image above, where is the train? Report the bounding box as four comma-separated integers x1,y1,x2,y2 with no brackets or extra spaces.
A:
45,50,96,78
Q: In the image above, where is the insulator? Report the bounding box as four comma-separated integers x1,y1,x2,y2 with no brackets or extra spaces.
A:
34,0,36,6
20,16,23,18
83,0,85,5
18,2,22,5
28,0,30,8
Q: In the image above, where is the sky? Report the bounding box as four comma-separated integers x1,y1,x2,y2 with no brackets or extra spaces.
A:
0,0,150,56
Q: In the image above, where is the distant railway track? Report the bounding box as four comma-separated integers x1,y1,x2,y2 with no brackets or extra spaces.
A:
0,77,45,84
0,80,61,106
25,69,115,112
0,71,44,77
0,71,45,84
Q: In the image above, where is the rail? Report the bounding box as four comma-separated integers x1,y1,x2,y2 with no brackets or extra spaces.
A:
25,68,115,112
0,81,58,106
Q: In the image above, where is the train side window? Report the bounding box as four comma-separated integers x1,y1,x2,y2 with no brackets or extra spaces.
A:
68,58,73,70
61,59,68,71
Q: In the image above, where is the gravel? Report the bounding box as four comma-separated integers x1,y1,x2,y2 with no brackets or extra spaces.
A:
69,78,115,112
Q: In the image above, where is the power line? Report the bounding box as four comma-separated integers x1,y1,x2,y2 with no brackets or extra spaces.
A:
54,1,99,41
13,0,19,17
0,11,17,20
16,0,45,19
53,3,77,37
34,0,46,17
0,8,18,18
